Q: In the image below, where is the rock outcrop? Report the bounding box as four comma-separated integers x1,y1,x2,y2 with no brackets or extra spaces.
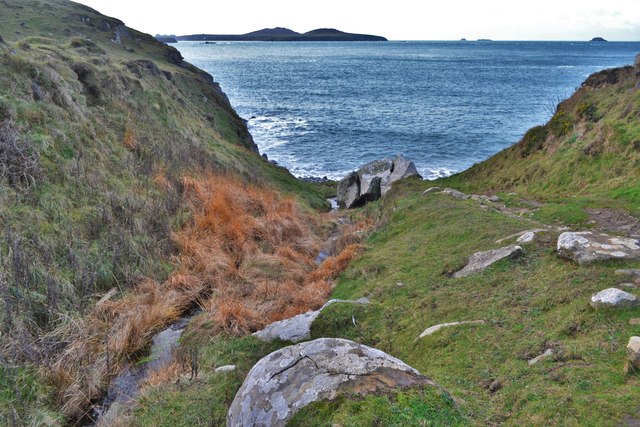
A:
590,288,639,309
336,155,421,208
453,245,524,278
557,232,640,264
253,298,370,343
227,338,433,427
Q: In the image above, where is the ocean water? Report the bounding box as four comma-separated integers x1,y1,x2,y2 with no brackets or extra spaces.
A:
177,41,640,180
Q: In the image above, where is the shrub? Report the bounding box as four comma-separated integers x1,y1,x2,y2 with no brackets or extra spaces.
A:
577,102,599,122
549,111,573,137
519,125,548,157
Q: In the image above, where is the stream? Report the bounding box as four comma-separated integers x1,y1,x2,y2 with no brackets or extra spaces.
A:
88,315,195,425
88,197,341,424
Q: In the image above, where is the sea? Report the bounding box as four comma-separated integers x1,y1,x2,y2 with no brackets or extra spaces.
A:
176,41,640,180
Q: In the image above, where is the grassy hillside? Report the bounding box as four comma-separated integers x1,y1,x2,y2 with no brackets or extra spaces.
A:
0,0,329,424
442,63,640,212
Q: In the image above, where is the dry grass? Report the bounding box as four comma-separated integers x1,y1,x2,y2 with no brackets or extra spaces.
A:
47,173,370,420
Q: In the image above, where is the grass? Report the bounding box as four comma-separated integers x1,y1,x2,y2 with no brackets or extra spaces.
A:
297,180,640,425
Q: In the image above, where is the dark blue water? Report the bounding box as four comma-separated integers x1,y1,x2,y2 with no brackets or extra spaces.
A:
177,41,640,180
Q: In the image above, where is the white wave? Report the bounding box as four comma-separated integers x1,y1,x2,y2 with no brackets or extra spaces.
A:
247,115,311,151
422,167,456,181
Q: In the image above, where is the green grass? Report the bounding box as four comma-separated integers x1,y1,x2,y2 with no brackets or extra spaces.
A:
301,180,640,425
289,388,464,426
134,334,283,426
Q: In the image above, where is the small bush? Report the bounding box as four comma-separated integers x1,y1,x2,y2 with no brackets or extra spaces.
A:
519,125,548,157
549,111,573,137
577,102,599,122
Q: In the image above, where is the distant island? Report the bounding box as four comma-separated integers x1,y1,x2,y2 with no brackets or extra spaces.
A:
590,37,608,42
172,27,387,42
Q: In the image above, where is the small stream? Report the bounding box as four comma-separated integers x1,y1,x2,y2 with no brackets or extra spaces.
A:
88,315,195,425
88,197,341,424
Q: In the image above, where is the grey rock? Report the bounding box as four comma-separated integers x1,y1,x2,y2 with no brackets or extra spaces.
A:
628,337,640,368
215,365,237,373
359,158,393,200
380,155,421,195
227,338,433,427
453,245,524,278
336,156,421,209
528,349,554,366
489,195,501,203
495,229,546,245
590,288,639,309
416,320,485,339
517,231,538,244
422,187,442,195
253,298,371,343
442,188,470,200
336,172,360,209
635,54,640,68
557,232,640,264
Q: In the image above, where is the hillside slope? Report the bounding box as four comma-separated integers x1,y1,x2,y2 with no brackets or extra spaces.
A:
443,60,640,212
0,0,330,424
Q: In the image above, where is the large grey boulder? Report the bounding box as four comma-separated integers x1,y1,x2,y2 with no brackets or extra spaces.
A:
253,298,370,343
336,155,421,209
336,172,360,209
227,338,433,427
358,158,393,200
590,288,639,309
380,155,420,195
453,245,524,278
557,232,640,264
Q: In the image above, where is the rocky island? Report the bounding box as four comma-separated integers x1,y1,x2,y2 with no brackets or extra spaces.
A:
176,27,387,42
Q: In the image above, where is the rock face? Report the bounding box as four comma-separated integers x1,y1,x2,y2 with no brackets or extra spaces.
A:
557,232,640,264
253,298,370,343
227,338,432,427
336,155,421,208
628,337,640,369
336,172,361,209
453,245,524,278
590,288,639,309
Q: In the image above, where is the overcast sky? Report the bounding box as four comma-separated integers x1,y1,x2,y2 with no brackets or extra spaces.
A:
77,0,640,41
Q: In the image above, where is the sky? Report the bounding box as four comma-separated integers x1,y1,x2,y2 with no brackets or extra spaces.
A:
77,0,640,41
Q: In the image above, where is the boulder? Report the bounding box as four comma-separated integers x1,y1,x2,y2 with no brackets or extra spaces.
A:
336,156,421,209
453,245,524,278
442,188,470,200
380,155,420,195
336,172,360,209
628,337,640,369
227,338,433,427
557,232,640,264
590,288,639,309
253,298,370,343
358,158,393,200
635,54,640,68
